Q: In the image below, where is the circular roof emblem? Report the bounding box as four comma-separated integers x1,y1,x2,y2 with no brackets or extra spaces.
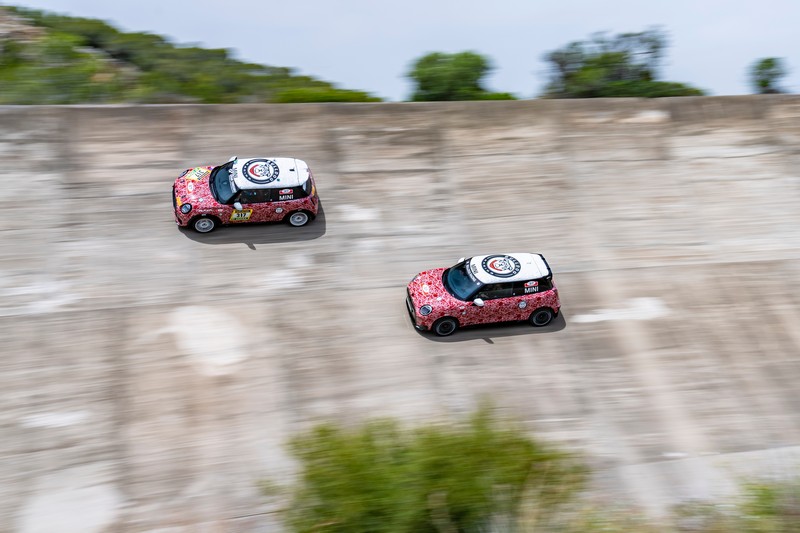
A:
242,159,280,184
481,255,521,278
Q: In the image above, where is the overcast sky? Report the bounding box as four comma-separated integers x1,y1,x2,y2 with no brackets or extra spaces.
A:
7,0,800,101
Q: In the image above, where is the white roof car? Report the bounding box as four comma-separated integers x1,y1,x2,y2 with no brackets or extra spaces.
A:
230,157,311,190
467,253,551,284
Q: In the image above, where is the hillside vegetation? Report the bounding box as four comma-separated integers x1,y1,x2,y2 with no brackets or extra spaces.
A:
0,6,381,104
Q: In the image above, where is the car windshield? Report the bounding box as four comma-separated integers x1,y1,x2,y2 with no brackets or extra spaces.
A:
209,162,238,204
443,262,483,301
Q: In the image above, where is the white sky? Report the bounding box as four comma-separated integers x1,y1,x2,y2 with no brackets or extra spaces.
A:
7,0,800,101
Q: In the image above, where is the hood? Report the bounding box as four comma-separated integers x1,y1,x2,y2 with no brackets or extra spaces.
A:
407,268,451,305
173,166,215,205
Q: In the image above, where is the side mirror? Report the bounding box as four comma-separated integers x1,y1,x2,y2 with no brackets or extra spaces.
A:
228,155,238,162
473,298,485,307
233,202,243,210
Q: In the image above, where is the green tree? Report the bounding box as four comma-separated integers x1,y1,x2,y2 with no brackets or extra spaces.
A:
273,87,381,103
286,406,585,532
408,51,516,101
1,5,382,104
542,29,704,98
750,57,788,94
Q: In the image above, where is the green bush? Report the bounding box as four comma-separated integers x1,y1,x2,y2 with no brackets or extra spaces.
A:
273,87,382,103
286,406,586,532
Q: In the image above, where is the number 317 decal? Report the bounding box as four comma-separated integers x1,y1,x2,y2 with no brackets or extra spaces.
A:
230,209,253,222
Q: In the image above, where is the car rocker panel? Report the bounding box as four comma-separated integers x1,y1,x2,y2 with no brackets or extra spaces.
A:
406,253,560,335
172,157,319,232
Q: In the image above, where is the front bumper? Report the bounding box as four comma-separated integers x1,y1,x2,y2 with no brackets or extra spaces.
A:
172,185,189,226
406,291,427,331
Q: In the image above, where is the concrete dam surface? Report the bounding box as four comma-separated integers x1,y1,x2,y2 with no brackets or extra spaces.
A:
1,96,800,531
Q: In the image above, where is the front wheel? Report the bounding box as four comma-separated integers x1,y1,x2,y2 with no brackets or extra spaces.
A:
529,308,554,327
432,317,459,337
286,210,311,227
192,216,217,233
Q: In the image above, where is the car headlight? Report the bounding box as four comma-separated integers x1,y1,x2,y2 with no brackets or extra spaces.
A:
419,304,432,316
180,203,192,214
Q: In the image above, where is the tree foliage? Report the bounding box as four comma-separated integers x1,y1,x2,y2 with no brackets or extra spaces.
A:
0,6,381,104
542,29,704,98
749,57,788,94
408,51,516,101
286,406,585,532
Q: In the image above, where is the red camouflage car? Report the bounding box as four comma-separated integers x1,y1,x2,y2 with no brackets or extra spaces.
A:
173,156,319,233
406,253,561,336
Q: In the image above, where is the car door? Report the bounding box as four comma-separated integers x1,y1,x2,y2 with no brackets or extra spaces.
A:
233,188,274,223
464,283,518,325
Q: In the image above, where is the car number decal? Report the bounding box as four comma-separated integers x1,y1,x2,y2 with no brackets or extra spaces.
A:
230,209,253,221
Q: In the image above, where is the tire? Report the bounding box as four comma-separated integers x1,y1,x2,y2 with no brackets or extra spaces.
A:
192,216,217,233
286,210,310,227
529,308,554,327
432,317,459,337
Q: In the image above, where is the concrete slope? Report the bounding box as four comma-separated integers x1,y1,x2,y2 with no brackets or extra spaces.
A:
1,96,800,531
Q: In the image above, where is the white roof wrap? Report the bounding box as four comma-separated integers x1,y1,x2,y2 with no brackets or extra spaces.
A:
467,253,551,284
231,157,310,189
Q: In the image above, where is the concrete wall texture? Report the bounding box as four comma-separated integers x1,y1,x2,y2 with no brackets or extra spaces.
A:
2,96,800,531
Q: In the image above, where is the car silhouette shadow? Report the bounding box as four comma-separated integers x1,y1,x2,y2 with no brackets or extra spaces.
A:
178,203,327,246
416,311,567,343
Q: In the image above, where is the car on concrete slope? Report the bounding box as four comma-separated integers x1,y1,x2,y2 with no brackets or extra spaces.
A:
173,156,319,233
406,253,560,336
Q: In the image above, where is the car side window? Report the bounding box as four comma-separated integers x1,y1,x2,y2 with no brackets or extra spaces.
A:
512,279,553,296
476,283,514,300
238,189,272,204
275,186,308,201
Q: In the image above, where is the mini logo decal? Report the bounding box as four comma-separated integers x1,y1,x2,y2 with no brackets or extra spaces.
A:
279,188,293,194
524,280,538,287
242,159,280,184
481,255,521,278
518,301,527,309
187,181,195,192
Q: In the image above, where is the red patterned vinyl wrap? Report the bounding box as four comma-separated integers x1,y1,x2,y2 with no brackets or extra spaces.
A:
406,266,560,331
172,166,318,227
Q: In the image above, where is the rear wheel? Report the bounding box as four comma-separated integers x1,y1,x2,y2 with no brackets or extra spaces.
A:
192,216,217,233
432,317,459,337
286,210,310,227
529,308,554,327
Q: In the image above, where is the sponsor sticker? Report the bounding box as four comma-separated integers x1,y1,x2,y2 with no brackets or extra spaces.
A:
186,167,209,181
481,255,521,278
279,188,293,195
467,263,478,281
230,209,253,222
187,181,195,193
242,159,280,184
524,280,540,294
